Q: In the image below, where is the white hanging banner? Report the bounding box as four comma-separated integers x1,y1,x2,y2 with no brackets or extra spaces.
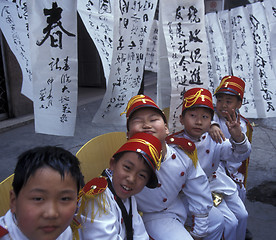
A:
157,8,171,110
205,12,230,94
263,0,276,77
77,0,114,86
247,2,276,117
206,36,216,94
92,0,158,126
28,0,78,136
145,19,158,73
0,0,33,100
217,10,232,73
160,0,209,132
230,6,256,117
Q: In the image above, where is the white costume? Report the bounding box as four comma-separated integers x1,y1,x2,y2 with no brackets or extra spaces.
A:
213,112,250,201
0,210,72,240
177,130,251,240
135,144,224,240
77,170,149,240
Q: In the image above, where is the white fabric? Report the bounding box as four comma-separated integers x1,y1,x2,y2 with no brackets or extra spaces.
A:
78,175,148,240
213,112,249,201
217,191,248,240
178,130,250,240
135,144,215,239
0,210,72,240
177,131,251,179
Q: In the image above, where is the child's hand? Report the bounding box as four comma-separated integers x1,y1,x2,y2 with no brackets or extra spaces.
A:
209,124,225,143
224,109,244,143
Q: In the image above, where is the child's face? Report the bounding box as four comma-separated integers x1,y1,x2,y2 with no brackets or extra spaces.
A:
215,94,242,118
10,167,78,240
127,108,169,144
180,107,212,139
110,152,151,200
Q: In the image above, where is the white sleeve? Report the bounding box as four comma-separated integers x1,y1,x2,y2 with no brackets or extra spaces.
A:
79,191,124,240
131,196,149,240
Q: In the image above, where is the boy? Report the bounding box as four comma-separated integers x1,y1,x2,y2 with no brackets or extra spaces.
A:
211,75,253,202
168,87,251,240
124,95,224,240
0,146,84,240
211,76,253,239
75,132,162,240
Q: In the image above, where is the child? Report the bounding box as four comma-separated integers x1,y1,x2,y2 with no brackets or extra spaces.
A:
124,95,224,240
0,146,84,240
211,75,253,202
211,76,253,240
168,87,251,240
75,132,162,240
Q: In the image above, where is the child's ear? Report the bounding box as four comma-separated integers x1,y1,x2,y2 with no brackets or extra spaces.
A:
164,123,170,135
109,157,116,171
237,100,242,109
10,190,17,214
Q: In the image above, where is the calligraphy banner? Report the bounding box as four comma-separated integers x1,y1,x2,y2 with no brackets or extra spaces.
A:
92,0,158,126
0,0,33,100
230,6,256,117
157,12,171,110
77,0,114,86
205,12,230,94
145,19,158,73
217,10,232,73
263,0,276,77
160,0,209,132
247,1,276,117
28,0,78,136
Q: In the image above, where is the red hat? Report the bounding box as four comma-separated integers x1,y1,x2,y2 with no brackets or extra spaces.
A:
121,95,167,125
182,88,214,113
113,132,162,188
214,76,245,100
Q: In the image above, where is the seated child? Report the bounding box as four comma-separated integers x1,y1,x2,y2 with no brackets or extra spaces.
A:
0,146,84,240
210,76,253,239
167,87,251,240
75,132,162,240
124,95,223,240
211,75,253,202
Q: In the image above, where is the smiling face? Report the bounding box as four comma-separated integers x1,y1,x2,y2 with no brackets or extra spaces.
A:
180,107,212,140
215,94,242,119
10,167,78,240
110,152,151,200
127,108,169,148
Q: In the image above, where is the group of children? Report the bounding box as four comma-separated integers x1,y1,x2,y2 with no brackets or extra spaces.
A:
0,75,252,240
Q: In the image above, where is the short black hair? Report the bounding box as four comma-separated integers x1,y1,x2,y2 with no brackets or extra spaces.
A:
182,106,214,120
215,92,242,102
12,146,84,196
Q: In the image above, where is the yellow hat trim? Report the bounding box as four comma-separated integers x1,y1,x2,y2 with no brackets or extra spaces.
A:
184,89,212,109
214,76,244,95
127,138,162,171
120,95,157,116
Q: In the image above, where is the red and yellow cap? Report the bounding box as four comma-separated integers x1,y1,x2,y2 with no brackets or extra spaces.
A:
121,95,167,127
182,88,214,113
214,76,245,100
113,132,162,188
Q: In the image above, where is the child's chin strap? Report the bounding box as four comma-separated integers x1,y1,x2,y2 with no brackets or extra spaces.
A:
102,170,133,240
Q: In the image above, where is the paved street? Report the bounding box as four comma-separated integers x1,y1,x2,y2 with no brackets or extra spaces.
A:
0,71,275,239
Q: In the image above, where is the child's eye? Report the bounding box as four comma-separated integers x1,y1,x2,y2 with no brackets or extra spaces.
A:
123,165,131,170
61,196,73,201
32,197,43,201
